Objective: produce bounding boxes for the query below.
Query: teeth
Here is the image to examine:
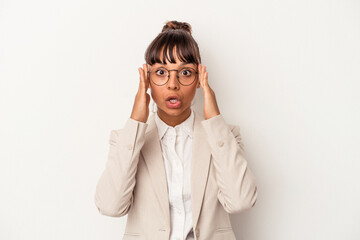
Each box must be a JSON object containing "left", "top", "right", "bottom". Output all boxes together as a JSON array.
[{"left": 169, "top": 99, "right": 178, "bottom": 103}]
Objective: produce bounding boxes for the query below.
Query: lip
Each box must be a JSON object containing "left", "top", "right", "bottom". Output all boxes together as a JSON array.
[
  {"left": 165, "top": 95, "right": 182, "bottom": 109},
  {"left": 165, "top": 95, "right": 181, "bottom": 101}
]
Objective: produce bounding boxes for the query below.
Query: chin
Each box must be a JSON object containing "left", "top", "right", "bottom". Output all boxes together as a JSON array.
[
  {"left": 159, "top": 105, "right": 188, "bottom": 116},
  {"left": 163, "top": 108, "right": 184, "bottom": 116}
]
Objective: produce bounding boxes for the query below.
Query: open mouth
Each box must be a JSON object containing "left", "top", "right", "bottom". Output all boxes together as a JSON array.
[
  {"left": 166, "top": 95, "right": 182, "bottom": 108},
  {"left": 169, "top": 98, "right": 179, "bottom": 103}
]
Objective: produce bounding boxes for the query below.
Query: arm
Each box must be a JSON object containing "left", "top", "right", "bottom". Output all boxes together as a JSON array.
[
  {"left": 94, "top": 118, "right": 147, "bottom": 217},
  {"left": 201, "top": 114, "right": 258, "bottom": 214},
  {"left": 95, "top": 62, "right": 150, "bottom": 217}
]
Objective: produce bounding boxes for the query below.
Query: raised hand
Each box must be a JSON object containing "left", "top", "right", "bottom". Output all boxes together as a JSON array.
[
  {"left": 130, "top": 64, "right": 151, "bottom": 123},
  {"left": 198, "top": 64, "right": 220, "bottom": 120}
]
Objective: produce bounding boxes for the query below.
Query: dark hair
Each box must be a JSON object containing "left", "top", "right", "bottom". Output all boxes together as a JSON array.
[{"left": 145, "top": 20, "right": 201, "bottom": 66}]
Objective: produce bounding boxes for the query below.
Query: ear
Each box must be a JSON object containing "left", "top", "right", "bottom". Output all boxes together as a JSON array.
[{"left": 196, "top": 81, "right": 201, "bottom": 88}]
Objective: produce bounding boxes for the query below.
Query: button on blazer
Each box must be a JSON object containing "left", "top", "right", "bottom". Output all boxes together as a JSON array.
[{"left": 94, "top": 111, "right": 258, "bottom": 240}]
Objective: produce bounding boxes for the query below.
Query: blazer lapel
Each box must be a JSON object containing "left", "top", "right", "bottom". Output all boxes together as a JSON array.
[
  {"left": 141, "top": 113, "right": 170, "bottom": 227},
  {"left": 140, "top": 111, "right": 211, "bottom": 229},
  {"left": 191, "top": 111, "right": 212, "bottom": 228}
]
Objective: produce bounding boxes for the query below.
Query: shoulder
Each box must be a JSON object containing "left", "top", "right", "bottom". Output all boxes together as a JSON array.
[{"left": 199, "top": 113, "right": 240, "bottom": 132}]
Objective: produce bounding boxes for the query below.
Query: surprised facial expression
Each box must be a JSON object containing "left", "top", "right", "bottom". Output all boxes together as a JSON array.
[{"left": 148, "top": 52, "right": 200, "bottom": 127}]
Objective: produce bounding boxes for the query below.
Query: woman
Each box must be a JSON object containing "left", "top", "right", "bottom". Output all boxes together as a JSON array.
[{"left": 94, "top": 20, "right": 258, "bottom": 240}]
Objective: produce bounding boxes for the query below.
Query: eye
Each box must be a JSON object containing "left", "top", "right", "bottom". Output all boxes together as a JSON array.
[
  {"left": 181, "top": 69, "right": 192, "bottom": 77},
  {"left": 155, "top": 69, "right": 167, "bottom": 76}
]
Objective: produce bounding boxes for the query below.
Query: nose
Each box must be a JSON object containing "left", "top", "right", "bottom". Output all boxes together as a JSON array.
[{"left": 167, "top": 71, "right": 180, "bottom": 90}]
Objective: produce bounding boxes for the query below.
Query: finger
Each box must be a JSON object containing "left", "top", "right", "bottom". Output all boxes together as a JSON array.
[
  {"left": 201, "top": 65, "right": 206, "bottom": 88},
  {"left": 204, "top": 72, "right": 209, "bottom": 88},
  {"left": 198, "top": 64, "right": 204, "bottom": 87},
  {"left": 144, "top": 64, "right": 150, "bottom": 90},
  {"left": 146, "top": 93, "right": 150, "bottom": 105},
  {"left": 138, "top": 67, "right": 145, "bottom": 91}
]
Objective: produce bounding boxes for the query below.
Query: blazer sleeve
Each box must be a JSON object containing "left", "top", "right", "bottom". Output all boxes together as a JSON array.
[
  {"left": 94, "top": 118, "right": 148, "bottom": 217},
  {"left": 201, "top": 114, "right": 258, "bottom": 214}
]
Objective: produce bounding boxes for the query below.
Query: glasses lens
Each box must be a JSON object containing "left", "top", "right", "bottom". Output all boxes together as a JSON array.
[
  {"left": 150, "top": 67, "right": 168, "bottom": 85},
  {"left": 178, "top": 68, "right": 196, "bottom": 85},
  {"left": 149, "top": 67, "right": 197, "bottom": 85}
]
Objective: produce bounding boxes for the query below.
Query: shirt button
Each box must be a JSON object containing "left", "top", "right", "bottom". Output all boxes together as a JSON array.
[
  {"left": 217, "top": 140, "right": 224, "bottom": 147},
  {"left": 127, "top": 144, "right": 133, "bottom": 150}
]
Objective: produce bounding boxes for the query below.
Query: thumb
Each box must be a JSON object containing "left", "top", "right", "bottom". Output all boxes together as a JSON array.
[{"left": 146, "top": 93, "right": 151, "bottom": 105}]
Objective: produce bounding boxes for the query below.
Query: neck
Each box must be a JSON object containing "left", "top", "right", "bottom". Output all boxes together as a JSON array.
[{"left": 157, "top": 108, "right": 191, "bottom": 127}]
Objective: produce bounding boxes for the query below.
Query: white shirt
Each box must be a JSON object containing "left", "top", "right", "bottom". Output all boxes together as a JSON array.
[{"left": 154, "top": 110, "right": 195, "bottom": 240}]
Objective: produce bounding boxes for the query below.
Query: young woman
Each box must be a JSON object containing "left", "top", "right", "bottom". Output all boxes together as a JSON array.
[{"left": 95, "top": 20, "right": 258, "bottom": 240}]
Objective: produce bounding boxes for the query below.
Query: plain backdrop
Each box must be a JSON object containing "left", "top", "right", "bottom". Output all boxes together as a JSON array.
[{"left": 1, "top": 0, "right": 359, "bottom": 239}]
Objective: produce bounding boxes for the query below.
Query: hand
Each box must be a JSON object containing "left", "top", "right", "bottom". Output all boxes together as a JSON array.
[
  {"left": 198, "top": 64, "right": 220, "bottom": 120},
  {"left": 130, "top": 64, "right": 151, "bottom": 123}
]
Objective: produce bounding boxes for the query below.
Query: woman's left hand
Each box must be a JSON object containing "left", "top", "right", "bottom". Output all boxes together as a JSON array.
[{"left": 198, "top": 64, "right": 220, "bottom": 120}]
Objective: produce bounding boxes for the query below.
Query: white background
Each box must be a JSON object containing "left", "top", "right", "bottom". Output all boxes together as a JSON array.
[{"left": 1, "top": 0, "right": 359, "bottom": 239}]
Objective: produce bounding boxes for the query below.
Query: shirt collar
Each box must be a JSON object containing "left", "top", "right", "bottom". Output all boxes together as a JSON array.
[{"left": 154, "top": 109, "right": 194, "bottom": 140}]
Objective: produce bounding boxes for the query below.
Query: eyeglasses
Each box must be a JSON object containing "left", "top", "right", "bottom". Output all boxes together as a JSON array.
[{"left": 147, "top": 66, "right": 198, "bottom": 86}]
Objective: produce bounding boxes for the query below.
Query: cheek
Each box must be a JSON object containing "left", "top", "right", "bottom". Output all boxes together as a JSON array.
[
  {"left": 184, "top": 87, "right": 197, "bottom": 102},
  {"left": 149, "top": 85, "right": 161, "bottom": 102}
]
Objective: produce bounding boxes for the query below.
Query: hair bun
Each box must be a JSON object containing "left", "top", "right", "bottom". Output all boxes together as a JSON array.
[{"left": 162, "top": 20, "right": 192, "bottom": 34}]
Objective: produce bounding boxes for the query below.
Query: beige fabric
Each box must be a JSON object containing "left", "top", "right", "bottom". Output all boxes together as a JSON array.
[
  {"left": 154, "top": 109, "right": 195, "bottom": 240},
  {"left": 94, "top": 111, "right": 258, "bottom": 240}
]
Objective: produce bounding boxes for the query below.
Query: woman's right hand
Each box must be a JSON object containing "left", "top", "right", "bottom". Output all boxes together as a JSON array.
[{"left": 130, "top": 64, "right": 151, "bottom": 123}]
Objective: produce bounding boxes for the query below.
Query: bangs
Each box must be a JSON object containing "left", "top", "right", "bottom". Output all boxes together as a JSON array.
[{"left": 145, "top": 30, "right": 201, "bottom": 65}]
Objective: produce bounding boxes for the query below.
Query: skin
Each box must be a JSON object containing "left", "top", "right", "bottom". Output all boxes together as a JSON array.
[{"left": 130, "top": 48, "right": 220, "bottom": 126}]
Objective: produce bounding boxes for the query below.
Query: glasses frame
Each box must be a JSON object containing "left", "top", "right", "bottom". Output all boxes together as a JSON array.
[{"left": 147, "top": 66, "right": 199, "bottom": 86}]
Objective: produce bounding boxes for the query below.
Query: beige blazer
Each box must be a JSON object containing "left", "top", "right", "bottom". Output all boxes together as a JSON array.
[{"left": 94, "top": 111, "right": 258, "bottom": 240}]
